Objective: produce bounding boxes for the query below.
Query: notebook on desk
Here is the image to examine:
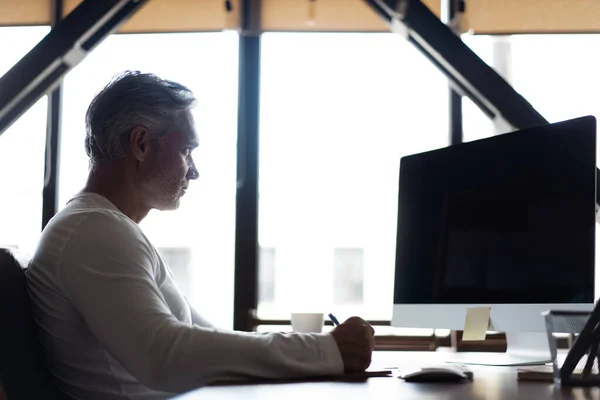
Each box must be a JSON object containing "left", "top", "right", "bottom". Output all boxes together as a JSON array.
[
  {"left": 210, "top": 369, "right": 393, "bottom": 386},
  {"left": 517, "top": 365, "right": 555, "bottom": 382}
]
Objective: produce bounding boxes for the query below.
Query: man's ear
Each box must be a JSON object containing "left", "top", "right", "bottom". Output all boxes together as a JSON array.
[{"left": 130, "top": 126, "right": 150, "bottom": 161}]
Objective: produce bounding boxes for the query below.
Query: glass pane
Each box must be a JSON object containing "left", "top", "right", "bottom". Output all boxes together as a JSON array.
[
  {"left": 0, "top": 26, "right": 50, "bottom": 253},
  {"left": 462, "top": 96, "right": 495, "bottom": 143},
  {"left": 507, "top": 34, "right": 600, "bottom": 298},
  {"left": 333, "top": 248, "right": 364, "bottom": 305},
  {"left": 510, "top": 35, "right": 600, "bottom": 125},
  {"left": 461, "top": 34, "right": 496, "bottom": 142},
  {"left": 59, "top": 32, "right": 239, "bottom": 328},
  {"left": 259, "top": 247, "right": 276, "bottom": 304},
  {"left": 258, "top": 33, "right": 449, "bottom": 322}
]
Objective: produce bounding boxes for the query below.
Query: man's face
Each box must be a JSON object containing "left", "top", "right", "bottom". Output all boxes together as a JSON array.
[{"left": 139, "top": 110, "right": 199, "bottom": 211}]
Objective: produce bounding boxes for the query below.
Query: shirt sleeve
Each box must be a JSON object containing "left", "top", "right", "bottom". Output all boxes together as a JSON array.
[{"left": 58, "top": 213, "right": 344, "bottom": 394}]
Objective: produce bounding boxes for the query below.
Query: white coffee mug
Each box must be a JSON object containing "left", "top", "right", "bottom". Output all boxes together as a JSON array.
[{"left": 291, "top": 313, "right": 324, "bottom": 333}]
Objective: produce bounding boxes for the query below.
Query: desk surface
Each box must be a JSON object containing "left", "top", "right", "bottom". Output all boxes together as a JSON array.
[{"left": 172, "top": 352, "right": 600, "bottom": 400}]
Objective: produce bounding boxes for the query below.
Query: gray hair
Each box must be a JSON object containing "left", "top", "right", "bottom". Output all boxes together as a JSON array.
[{"left": 84, "top": 71, "right": 196, "bottom": 162}]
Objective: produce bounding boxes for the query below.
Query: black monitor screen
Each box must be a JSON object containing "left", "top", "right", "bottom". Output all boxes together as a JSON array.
[{"left": 394, "top": 116, "right": 597, "bottom": 305}]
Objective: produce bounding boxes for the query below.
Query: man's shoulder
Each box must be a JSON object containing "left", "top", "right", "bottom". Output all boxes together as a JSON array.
[
  {"left": 49, "top": 200, "right": 141, "bottom": 241},
  {"left": 70, "top": 207, "right": 138, "bottom": 236},
  {"left": 73, "top": 213, "right": 149, "bottom": 255},
  {"left": 32, "top": 194, "right": 160, "bottom": 278},
  {"left": 37, "top": 203, "right": 158, "bottom": 276},
  {"left": 37, "top": 200, "right": 152, "bottom": 265}
]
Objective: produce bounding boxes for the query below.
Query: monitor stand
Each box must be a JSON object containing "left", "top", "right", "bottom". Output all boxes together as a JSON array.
[{"left": 445, "top": 332, "right": 552, "bottom": 366}]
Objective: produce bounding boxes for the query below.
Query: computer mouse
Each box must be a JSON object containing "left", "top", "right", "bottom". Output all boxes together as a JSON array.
[{"left": 399, "top": 364, "right": 474, "bottom": 383}]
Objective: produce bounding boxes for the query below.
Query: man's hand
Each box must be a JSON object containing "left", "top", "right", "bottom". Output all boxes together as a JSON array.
[{"left": 330, "top": 316, "right": 375, "bottom": 373}]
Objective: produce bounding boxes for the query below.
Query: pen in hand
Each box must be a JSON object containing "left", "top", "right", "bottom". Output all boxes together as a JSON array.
[{"left": 328, "top": 313, "right": 340, "bottom": 327}]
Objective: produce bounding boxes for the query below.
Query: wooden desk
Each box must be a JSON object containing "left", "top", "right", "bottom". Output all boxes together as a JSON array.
[{"left": 172, "top": 352, "right": 600, "bottom": 400}]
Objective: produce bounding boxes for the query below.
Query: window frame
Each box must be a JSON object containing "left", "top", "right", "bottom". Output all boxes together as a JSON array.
[{"left": 3, "top": 2, "right": 545, "bottom": 352}]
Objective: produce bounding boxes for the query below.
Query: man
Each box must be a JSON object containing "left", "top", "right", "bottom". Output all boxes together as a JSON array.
[{"left": 27, "top": 71, "right": 375, "bottom": 400}]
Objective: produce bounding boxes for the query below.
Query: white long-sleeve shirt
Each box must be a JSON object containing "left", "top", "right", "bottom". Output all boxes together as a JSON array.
[{"left": 27, "top": 193, "right": 343, "bottom": 400}]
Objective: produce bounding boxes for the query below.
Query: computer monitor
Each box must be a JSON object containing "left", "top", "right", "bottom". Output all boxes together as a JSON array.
[{"left": 393, "top": 116, "right": 597, "bottom": 366}]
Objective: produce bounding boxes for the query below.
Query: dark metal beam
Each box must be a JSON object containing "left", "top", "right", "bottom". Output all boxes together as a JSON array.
[
  {"left": 42, "top": 0, "right": 64, "bottom": 230},
  {"left": 449, "top": 89, "right": 462, "bottom": 145},
  {"left": 446, "top": 0, "right": 463, "bottom": 145},
  {"left": 0, "top": 0, "right": 148, "bottom": 137},
  {"left": 364, "top": 0, "right": 549, "bottom": 131},
  {"left": 233, "top": 0, "right": 261, "bottom": 331}
]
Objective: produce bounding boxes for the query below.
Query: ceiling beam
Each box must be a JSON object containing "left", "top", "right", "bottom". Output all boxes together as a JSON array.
[{"left": 0, "top": 0, "right": 148, "bottom": 137}]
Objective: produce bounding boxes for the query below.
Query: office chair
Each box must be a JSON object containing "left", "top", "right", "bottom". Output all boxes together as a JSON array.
[{"left": 0, "top": 247, "right": 58, "bottom": 399}]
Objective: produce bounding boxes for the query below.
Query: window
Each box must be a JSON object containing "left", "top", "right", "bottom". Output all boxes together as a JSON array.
[
  {"left": 506, "top": 34, "right": 600, "bottom": 299},
  {"left": 459, "top": 33, "right": 600, "bottom": 301},
  {"left": 259, "top": 247, "right": 276, "bottom": 304},
  {"left": 509, "top": 35, "right": 600, "bottom": 126},
  {"left": 258, "top": 33, "right": 449, "bottom": 323},
  {"left": 59, "top": 32, "right": 239, "bottom": 328},
  {"left": 460, "top": 34, "right": 498, "bottom": 143},
  {"left": 333, "top": 248, "right": 364, "bottom": 305},
  {"left": 158, "top": 247, "right": 192, "bottom": 298},
  {"left": 462, "top": 96, "right": 495, "bottom": 143},
  {"left": 0, "top": 26, "right": 50, "bottom": 254}
]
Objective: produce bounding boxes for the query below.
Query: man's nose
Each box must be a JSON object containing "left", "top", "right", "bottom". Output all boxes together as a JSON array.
[
  {"left": 187, "top": 160, "right": 199, "bottom": 180},
  {"left": 187, "top": 167, "right": 199, "bottom": 180}
]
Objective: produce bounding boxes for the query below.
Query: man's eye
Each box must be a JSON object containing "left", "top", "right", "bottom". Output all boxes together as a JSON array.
[{"left": 182, "top": 148, "right": 191, "bottom": 156}]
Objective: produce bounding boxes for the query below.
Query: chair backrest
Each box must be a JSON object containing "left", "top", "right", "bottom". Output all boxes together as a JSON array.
[{"left": 0, "top": 248, "right": 58, "bottom": 400}]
